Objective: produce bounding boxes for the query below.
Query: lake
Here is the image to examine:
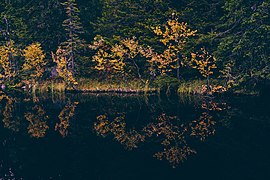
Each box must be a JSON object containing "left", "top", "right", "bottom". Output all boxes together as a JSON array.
[{"left": 0, "top": 92, "right": 269, "bottom": 180}]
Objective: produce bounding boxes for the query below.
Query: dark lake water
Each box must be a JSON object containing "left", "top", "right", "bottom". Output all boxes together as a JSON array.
[{"left": 0, "top": 92, "right": 270, "bottom": 180}]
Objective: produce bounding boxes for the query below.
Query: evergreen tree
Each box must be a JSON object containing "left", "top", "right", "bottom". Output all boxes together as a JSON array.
[
  {"left": 25, "top": 0, "right": 66, "bottom": 52},
  {"left": 0, "top": 0, "right": 29, "bottom": 46},
  {"left": 0, "top": 0, "right": 65, "bottom": 52},
  {"left": 77, "top": 0, "right": 101, "bottom": 42},
  {"left": 93, "top": 0, "right": 171, "bottom": 46},
  {"left": 0, "top": 1, "right": 25, "bottom": 82},
  {"left": 61, "top": 0, "right": 85, "bottom": 74},
  {"left": 216, "top": 0, "right": 270, "bottom": 88}
]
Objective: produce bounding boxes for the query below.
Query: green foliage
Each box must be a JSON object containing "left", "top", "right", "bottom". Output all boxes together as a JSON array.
[
  {"left": 216, "top": 0, "right": 270, "bottom": 88},
  {"left": 0, "top": 0, "right": 269, "bottom": 94},
  {"left": 93, "top": 0, "right": 172, "bottom": 46},
  {"left": 61, "top": 0, "right": 85, "bottom": 74},
  {"left": 25, "top": 0, "right": 66, "bottom": 52},
  {"left": 0, "top": 1, "right": 29, "bottom": 46},
  {"left": 153, "top": 74, "right": 180, "bottom": 93},
  {"left": 178, "top": 80, "right": 206, "bottom": 95}
]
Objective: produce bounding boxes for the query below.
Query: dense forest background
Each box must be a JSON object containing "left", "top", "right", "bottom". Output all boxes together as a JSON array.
[{"left": 0, "top": 0, "right": 269, "bottom": 94}]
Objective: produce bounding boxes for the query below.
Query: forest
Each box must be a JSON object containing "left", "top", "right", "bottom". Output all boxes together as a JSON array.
[
  {"left": 0, "top": 0, "right": 269, "bottom": 95},
  {"left": 0, "top": 1, "right": 270, "bottom": 179}
]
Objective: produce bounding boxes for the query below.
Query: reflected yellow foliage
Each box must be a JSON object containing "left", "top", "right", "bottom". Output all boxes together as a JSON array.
[
  {"left": 0, "top": 93, "right": 20, "bottom": 132},
  {"left": 93, "top": 96, "right": 228, "bottom": 167},
  {"left": 94, "top": 114, "right": 145, "bottom": 150},
  {"left": 144, "top": 114, "right": 197, "bottom": 167},
  {"left": 25, "top": 105, "right": 49, "bottom": 138},
  {"left": 201, "top": 100, "right": 227, "bottom": 111},
  {"left": 190, "top": 112, "right": 216, "bottom": 141},
  {"left": 55, "top": 102, "right": 79, "bottom": 137},
  {"left": 94, "top": 112, "right": 217, "bottom": 166},
  {"left": 154, "top": 146, "right": 196, "bottom": 167}
]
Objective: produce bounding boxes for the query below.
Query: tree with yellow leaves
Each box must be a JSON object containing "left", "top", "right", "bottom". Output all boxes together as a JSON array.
[
  {"left": 121, "top": 36, "right": 151, "bottom": 82},
  {"left": 22, "top": 43, "right": 46, "bottom": 84},
  {"left": 52, "top": 48, "right": 78, "bottom": 87},
  {"left": 147, "top": 49, "right": 176, "bottom": 75},
  {"left": 191, "top": 48, "right": 217, "bottom": 89},
  {"left": 91, "top": 36, "right": 147, "bottom": 80},
  {"left": 0, "top": 41, "right": 18, "bottom": 83},
  {"left": 92, "top": 43, "right": 126, "bottom": 78},
  {"left": 91, "top": 36, "right": 126, "bottom": 79},
  {"left": 152, "top": 13, "right": 197, "bottom": 79}
]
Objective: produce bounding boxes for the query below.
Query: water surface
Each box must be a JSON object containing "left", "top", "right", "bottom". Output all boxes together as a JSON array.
[{"left": 0, "top": 92, "right": 269, "bottom": 180}]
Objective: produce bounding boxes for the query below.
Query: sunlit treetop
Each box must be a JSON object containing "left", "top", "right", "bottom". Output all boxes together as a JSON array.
[
  {"left": 22, "top": 42, "right": 46, "bottom": 81},
  {"left": 153, "top": 14, "right": 197, "bottom": 51}
]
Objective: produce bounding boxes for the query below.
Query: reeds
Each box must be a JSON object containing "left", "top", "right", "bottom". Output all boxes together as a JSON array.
[
  {"left": 73, "top": 78, "right": 156, "bottom": 94},
  {"left": 178, "top": 80, "right": 206, "bottom": 95}
]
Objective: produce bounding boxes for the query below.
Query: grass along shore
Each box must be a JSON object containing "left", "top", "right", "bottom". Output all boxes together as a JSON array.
[
  {"left": 7, "top": 78, "right": 260, "bottom": 96},
  {"left": 72, "top": 78, "right": 156, "bottom": 93},
  {"left": 32, "top": 78, "right": 157, "bottom": 94}
]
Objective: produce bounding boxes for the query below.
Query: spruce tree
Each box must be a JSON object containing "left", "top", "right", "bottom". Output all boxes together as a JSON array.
[
  {"left": 0, "top": 1, "right": 29, "bottom": 46},
  {"left": 61, "top": 0, "right": 84, "bottom": 74},
  {"left": 93, "top": 0, "right": 171, "bottom": 46},
  {"left": 216, "top": 0, "right": 270, "bottom": 87},
  {"left": 25, "top": 0, "right": 66, "bottom": 52}
]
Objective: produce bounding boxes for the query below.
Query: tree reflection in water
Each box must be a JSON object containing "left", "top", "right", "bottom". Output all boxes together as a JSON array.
[
  {"left": 0, "top": 92, "right": 20, "bottom": 132},
  {"left": 94, "top": 96, "right": 227, "bottom": 167},
  {"left": 25, "top": 105, "right": 49, "bottom": 138},
  {"left": 94, "top": 114, "right": 145, "bottom": 150},
  {"left": 55, "top": 101, "right": 79, "bottom": 137},
  {"left": 0, "top": 90, "right": 228, "bottom": 167}
]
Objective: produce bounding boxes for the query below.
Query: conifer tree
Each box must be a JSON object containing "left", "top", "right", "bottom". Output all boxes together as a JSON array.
[
  {"left": 216, "top": 0, "right": 270, "bottom": 87},
  {"left": 0, "top": 1, "right": 29, "bottom": 47},
  {"left": 94, "top": 0, "right": 171, "bottom": 46},
  {"left": 61, "top": 0, "right": 84, "bottom": 74}
]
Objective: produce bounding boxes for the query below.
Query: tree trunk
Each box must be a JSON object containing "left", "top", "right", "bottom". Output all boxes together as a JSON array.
[
  {"left": 177, "top": 52, "right": 181, "bottom": 79},
  {"left": 71, "top": 52, "right": 75, "bottom": 74}
]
